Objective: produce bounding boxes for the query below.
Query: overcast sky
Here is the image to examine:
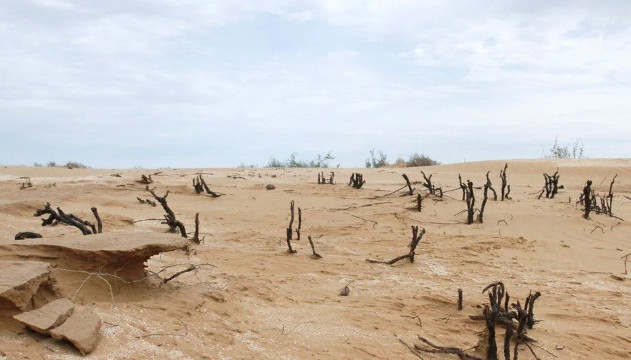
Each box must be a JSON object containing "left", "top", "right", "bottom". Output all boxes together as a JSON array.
[{"left": 1, "top": 0, "right": 630, "bottom": 168}]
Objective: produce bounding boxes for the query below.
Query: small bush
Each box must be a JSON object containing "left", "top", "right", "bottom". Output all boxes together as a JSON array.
[
  {"left": 405, "top": 153, "right": 440, "bottom": 167},
  {"left": 33, "top": 162, "right": 43, "bottom": 167},
  {"left": 545, "top": 138, "right": 585, "bottom": 159},
  {"left": 64, "top": 161, "right": 89, "bottom": 169},
  {"left": 46, "top": 161, "right": 56, "bottom": 167}
]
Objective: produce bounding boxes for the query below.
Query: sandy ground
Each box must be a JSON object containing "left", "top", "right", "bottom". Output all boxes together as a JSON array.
[{"left": 0, "top": 159, "right": 630, "bottom": 359}]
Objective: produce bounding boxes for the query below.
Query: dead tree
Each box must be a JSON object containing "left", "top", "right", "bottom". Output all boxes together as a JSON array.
[
  {"left": 464, "top": 180, "right": 476, "bottom": 225},
  {"left": 500, "top": 163, "right": 510, "bottom": 201},
  {"left": 318, "top": 171, "right": 335, "bottom": 184},
  {"left": 147, "top": 187, "right": 187, "bottom": 237},
  {"left": 295, "top": 207, "right": 302, "bottom": 240},
  {"left": 602, "top": 174, "right": 617, "bottom": 216},
  {"left": 416, "top": 194, "right": 422, "bottom": 212},
  {"left": 34, "top": 203, "right": 99, "bottom": 235},
  {"left": 420, "top": 171, "right": 435, "bottom": 195},
  {"left": 308, "top": 235, "right": 322, "bottom": 259},
  {"left": 366, "top": 226, "right": 425, "bottom": 265},
  {"left": 458, "top": 289, "right": 463, "bottom": 311},
  {"left": 348, "top": 173, "right": 365, "bottom": 189},
  {"left": 287, "top": 200, "right": 295, "bottom": 241},
  {"left": 540, "top": 171, "right": 560, "bottom": 199},
  {"left": 402, "top": 174, "right": 415, "bottom": 195},
  {"left": 139, "top": 174, "right": 153, "bottom": 184},
  {"left": 19, "top": 177, "right": 32, "bottom": 189},
  {"left": 15, "top": 232, "right": 42, "bottom": 240},
  {"left": 193, "top": 175, "right": 222, "bottom": 197},
  {"left": 477, "top": 182, "right": 489, "bottom": 223},
  {"left": 459, "top": 174, "right": 465, "bottom": 200},
  {"left": 486, "top": 171, "right": 498, "bottom": 201},
  {"left": 583, "top": 180, "right": 592, "bottom": 219}
]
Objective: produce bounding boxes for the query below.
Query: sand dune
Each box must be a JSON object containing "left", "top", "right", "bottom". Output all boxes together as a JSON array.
[{"left": 0, "top": 159, "right": 630, "bottom": 359}]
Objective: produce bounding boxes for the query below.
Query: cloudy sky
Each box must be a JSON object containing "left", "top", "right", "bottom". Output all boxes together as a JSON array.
[{"left": 1, "top": 0, "right": 630, "bottom": 168}]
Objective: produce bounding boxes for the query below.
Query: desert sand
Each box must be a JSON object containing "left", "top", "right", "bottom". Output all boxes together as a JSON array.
[{"left": 0, "top": 159, "right": 630, "bottom": 359}]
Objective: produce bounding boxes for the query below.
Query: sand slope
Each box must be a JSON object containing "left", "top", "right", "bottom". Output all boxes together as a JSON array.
[{"left": 0, "top": 159, "right": 630, "bottom": 359}]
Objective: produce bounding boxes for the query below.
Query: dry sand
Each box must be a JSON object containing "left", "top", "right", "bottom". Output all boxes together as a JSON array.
[{"left": 0, "top": 159, "right": 630, "bottom": 359}]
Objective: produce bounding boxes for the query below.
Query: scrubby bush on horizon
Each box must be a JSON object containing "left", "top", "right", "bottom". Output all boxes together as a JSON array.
[
  {"left": 404, "top": 153, "right": 440, "bottom": 167},
  {"left": 545, "top": 137, "right": 585, "bottom": 159},
  {"left": 266, "top": 151, "right": 335, "bottom": 168},
  {"left": 44, "top": 161, "right": 90, "bottom": 169}
]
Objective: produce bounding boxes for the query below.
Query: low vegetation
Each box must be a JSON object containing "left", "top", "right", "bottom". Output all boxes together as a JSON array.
[
  {"left": 266, "top": 152, "right": 335, "bottom": 168},
  {"left": 545, "top": 137, "right": 585, "bottom": 159}
]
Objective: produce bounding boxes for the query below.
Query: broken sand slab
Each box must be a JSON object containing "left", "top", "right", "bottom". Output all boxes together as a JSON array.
[
  {"left": 0, "top": 260, "right": 62, "bottom": 312},
  {"left": 0, "top": 232, "right": 187, "bottom": 281},
  {"left": 13, "top": 298, "right": 102, "bottom": 354}
]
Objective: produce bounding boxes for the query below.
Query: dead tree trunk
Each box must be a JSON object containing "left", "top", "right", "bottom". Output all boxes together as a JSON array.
[
  {"left": 402, "top": 174, "right": 415, "bottom": 195},
  {"left": 459, "top": 174, "right": 465, "bottom": 200},
  {"left": 194, "top": 175, "right": 222, "bottom": 197},
  {"left": 366, "top": 226, "right": 425, "bottom": 265},
  {"left": 147, "top": 187, "right": 187, "bottom": 237},
  {"left": 477, "top": 182, "right": 489, "bottom": 223},
  {"left": 15, "top": 232, "right": 42, "bottom": 240},
  {"left": 295, "top": 207, "right": 302, "bottom": 240},
  {"left": 34, "top": 203, "right": 98, "bottom": 235},
  {"left": 348, "top": 173, "right": 365, "bottom": 189},
  {"left": 139, "top": 174, "right": 153, "bottom": 184},
  {"left": 486, "top": 171, "right": 498, "bottom": 201},
  {"left": 500, "top": 163, "right": 509, "bottom": 201},
  {"left": 465, "top": 180, "right": 476, "bottom": 225},
  {"left": 483, "top": 306, "right": 498, "bottom": 360},
  {"left": 583, "top": 180, "right": 592, "bottom": 219},
  {"left": 287, "top": 200, "right": 295, "bottom": 241},
  {"left": 308, "top": 235, "right": 322, "bottom": 258},
  {"left": 421, "top": 171, "right": 434, "bottom": 195},
  {"left": 604, "top": 174, "right": 617, "bottom": 216},
  {"left": 458, "top": 289, "right": 463, "bottom": 311},
  {"left": 192, "top": 212, "right": 201, "bottom": 244},
  {"left": 416, "top": 194, "right": 422, "bottom": 212}
]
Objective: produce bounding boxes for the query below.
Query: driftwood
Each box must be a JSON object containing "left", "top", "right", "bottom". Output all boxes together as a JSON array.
[
  {"left": 139, "top": 174, "right": 153, "bottom": 184},
  {"left": 137, "top": 197, "right": 157, "bottom": 206},
  {"left": 500, "top": 163, "right": 510, "bottom": 200},
  {"left": 348, "top": 173, "right": 365, "bottom": 189},
  {"left": 90, "top": 207, "right": 102, "bottom": 233},
  {"left": 308, "top": 235, "right": 322, "bottom": 259},
  {"left": 366, "top": 226, "right": 425, "bottom": 265},
  {"left": 15, "top": 232, "right": 42, "bottom": 240},
  {"left": 402, "top": 174, "right": 415, "bottom": 195},
  {"left": 147, "top": 187, "right": 187, "bottom": 238},
  {"left": 193, "top": 175, "right": 222, "bottom": 197},
  {"left": 34, "top": 203, "right": 100, "bottom": 235},
  {"left": 286, "top": 201, "right": 296, "bottom": 253}
]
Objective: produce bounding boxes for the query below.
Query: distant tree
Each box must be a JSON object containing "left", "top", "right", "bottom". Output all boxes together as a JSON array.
[
  {"left": 46, "top": 161, "right": 56, "bottom": 167},
  {"left": 365, "top": 149, "right": 389, "bottom": 168}
]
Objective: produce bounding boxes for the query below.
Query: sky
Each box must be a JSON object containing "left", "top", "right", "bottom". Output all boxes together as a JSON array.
[{"left": 1, "top": 0, "right": 630, "bottom": 168}]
